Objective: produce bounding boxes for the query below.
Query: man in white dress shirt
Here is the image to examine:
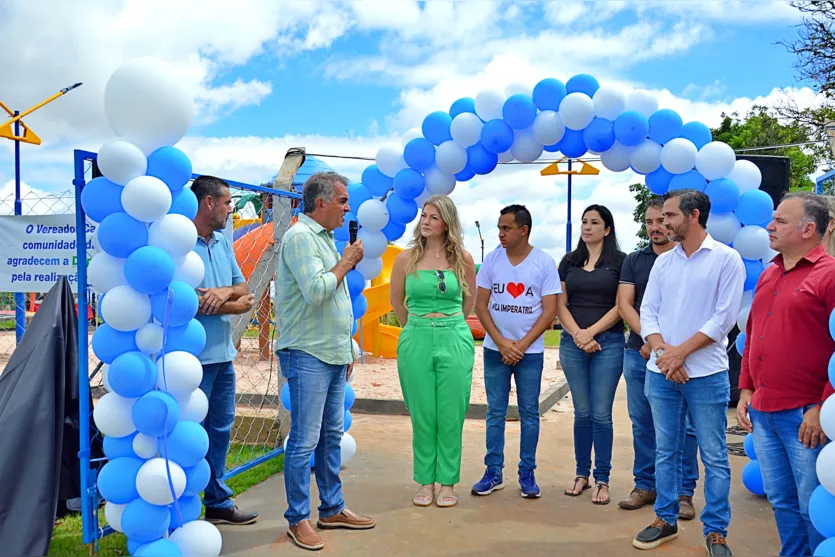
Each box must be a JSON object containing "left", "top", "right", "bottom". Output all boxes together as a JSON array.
[{"left": 631, "top": 189, "right": 745, "bottom": 557}]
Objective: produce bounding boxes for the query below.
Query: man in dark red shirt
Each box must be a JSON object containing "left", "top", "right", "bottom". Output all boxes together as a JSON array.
[{"left": 738, "top": 192, "right": 835, "bottom": 557}]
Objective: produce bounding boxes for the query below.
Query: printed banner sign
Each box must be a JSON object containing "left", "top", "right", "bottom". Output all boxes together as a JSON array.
[{"left": 0, "top": 214, "right": 98, "bottom": 293}]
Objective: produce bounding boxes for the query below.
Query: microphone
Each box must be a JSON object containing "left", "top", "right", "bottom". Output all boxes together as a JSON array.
[{"left": 349, "top": 220, "right": 358, "bottom": 244}]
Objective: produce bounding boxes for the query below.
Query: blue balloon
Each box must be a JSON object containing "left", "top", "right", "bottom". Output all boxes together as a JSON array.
[
  {"left": 335, "top": 240, "right": 346, "bottom": 254},
  {"left": 543, "top": 142, "right": 561, "bottom": 153},
  {"left": 125, "top": 246, "right": 175, "bottom": 295},
  {"left": 559, "top": 129, "right": 588, "bottom": 158},
  {"left": 481, "top": 119, "right": 514, "bottom": 154},
  {"left": 127, "top": 540, "right": 146, "bottom": 555},
  {"left": 583, "top": 118, "right": 616, "bottom": 153},
  {"left": 133, "top": 391, "right": 180, "bottom": 437},
  {"left": 92, "top": 324, "right": 139, "bottom": 364},
  {"left": 705, "top": 178, "right": 740, "bottom": 214},
  {"left": 98, "top": 212, "right": 148, "bottom": 258},
  {"left": 352, "top": 294, "right": 368, "bottom": 321},
  {"left": 387, "top": 194, "right": 419, "bottom": 224},
  {"left": 393, "top": 168, "right": 425, "bottom": 199},
  {"left": 811, "top": 485, "right": 835, "bottom": 539},
  {"left": 164, "top": 319, "right": 206, "bottom": 355},
  {"left": 449, "top": 97, "right": 477, "bottom": 119},
  {"left": 159, "top": 421, "right": 209, "bottom": 467},
  {"left": 152, "top": 281, "right": 198, "bottom": 327},
  {"left": 829, "top": 308, "right": 835, "bottom": 342},
  {"left": 403, "top": 138, "right": 436, "bottom": 172},
  {"left": 422, "top": 111, "right": 453, "bottom": 145},
  {"left": 382, "top": 218, "right": 407, "bottom": 242},
  {"left": 344, "top": 384, "right": 355, "bottom": 411},
  {"left": 829, "top": 352, "right": 835, "bottom": 387},
  {"left": 344, "top": 409, "right": 353, "bottom": 432},
  {"left": 646, "top": 167, "right": 674, "bottom": 196},
  {"left": 743, "top": 434, "right": 757, "bottom": 460},
  {"left": 743, "top": 259, "right": 765, "bottom": 292},
  {"left": 97, "top": 457, "right": 144, "bottom": 503},
  {"left": 81, "top": 177, "right": 124, "bottom": 223},
  {"left": 109, "top": 351, "right": 158, "bottom": 398},
  {"left": 742, "top": 460, "right": 765, "bottom": 496},
  {"left": 334, "top": 213, "right": 358, "bottom": 242},
  {"left": 648, "top": 109, "right": 683, "bottom": 145},
  {"left": 736, "top": 332, "right": 746, "bottom": 354},
  {"left": 347, "top": 183, "right": 373, "bottom": 212},
  {"left": 121, "top": 498, "right": 171, "bottom": 544},
  {"left": 455, "top": 167, "right": 476, "bottom": 182},
  {"left": 533, "top": 78, "right": 566, "bottom": 111},
  {"left": 566, "top": 73, "right": 599, "bottom": 96},
  {"left": 135, "top": 539, "right": 182, "bottom": 557},
  {"left": 503, "top": 94, "right": 537, "bottom": 130},
  {"left": 182, "top": 458, "right": 211, "bottom": 497},
  {"left": 169, "top": 188, "right": 198, "bottom": 220},
  {"left": 467, "top": 143, "right": 499, "bottom": 174},
  {"left": 346, "top": 270, "right": 366, "bottom": 299},
  {"left": 361, "top": 165, "right": 393, "bottom": 197},
  {"left": 146, "top": 146, "right": 193, "bottom": 192},
  {"left": 352, "top": 319, "right": 358, "bottom": 336},
  {"left": 614, "top": 111, "right": 650, "bottom": 147},
  {"left": 103, "top": 432, "right": 138, "bottom": 460},
  {"left": 280, "top": 382, "right": 291, "bottom": 410},
  {"left": 681, "top": 121, "right": 713, "bottom": 150},
  {"left": 669, "top": 169, "right": 707, "bottom": 192},
  {"left": 737, "top": 190, "right": 774, "bottom": 226},
  {"left": 815, "top": 537, "right": 835, "bottom": 556},
  {"left": 168, "top": 494, "right": 202, "bottom": 530}
]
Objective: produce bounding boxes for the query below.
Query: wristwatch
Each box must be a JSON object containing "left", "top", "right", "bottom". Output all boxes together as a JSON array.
[{"left": 654, "top": 348, "right": 665, "bottom": 358}]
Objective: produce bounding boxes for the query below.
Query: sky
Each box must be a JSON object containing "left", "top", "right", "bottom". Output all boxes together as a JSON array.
[{"left": 0, "top": 0, "right": 829, "bottom": 263}]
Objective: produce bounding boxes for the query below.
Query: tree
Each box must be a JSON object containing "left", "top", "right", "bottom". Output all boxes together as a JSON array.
[
  {"left": 629, "top": 182, "right": 652, "bottom": 249},
  {"left": 780, "top": 1, "right": 835, "bottom": 99}
]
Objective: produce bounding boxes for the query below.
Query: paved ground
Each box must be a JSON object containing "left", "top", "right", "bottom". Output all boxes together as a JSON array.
[{"left": 218, "top": 384, "right": 781, "bottom": 557}]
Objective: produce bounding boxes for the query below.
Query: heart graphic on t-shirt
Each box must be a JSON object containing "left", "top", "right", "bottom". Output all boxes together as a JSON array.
[{"left": 507, "top": 282, "right": 525, "bottom": 298}]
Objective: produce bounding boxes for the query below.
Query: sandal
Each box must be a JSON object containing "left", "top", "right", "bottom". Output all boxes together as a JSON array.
[
  {"left": 413, "top": 484, "right": 435, "bottom": 507},
  {"left": 564, "top": 476, "right": 591, "bottom": 497},
  {"left": 592, "top": 483, "right": 611, "bottom": 505},
  {"left": 436, "top": 485, "right": 458, "bottom": 508}
]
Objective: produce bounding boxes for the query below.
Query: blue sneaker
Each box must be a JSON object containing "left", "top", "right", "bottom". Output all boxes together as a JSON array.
[
  {"left": 519, "top": 470, "right": 541, "bottom": 498},
  {"left": 471, "top": 468, "right": 504, "bottom": 496}
]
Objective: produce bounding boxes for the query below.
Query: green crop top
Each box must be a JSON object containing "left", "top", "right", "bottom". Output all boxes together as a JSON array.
[{"left": 405, "top": 270, "right": 464, "bottom": 315}]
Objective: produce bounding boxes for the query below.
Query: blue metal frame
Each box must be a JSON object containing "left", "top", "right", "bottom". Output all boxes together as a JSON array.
[
  {"left": 14, "top": 111, "right": 25, "bottom": 343},
  {"left": 816, "top": 169, "right": 835, "bottom": 195}
]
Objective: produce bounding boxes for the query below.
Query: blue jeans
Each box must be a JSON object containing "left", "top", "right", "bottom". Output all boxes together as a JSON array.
[
  {"left": 624, "top": 349, "right": 699, "bottom": 495},
  {"left": 750, "top": 405, "right": 825, "bottom": 556},
  {"left": 278, "top": 349, "right": 346, "bottom": 526},
  {"left": 646, "top": 370, "right": 731, "bottom": 537},
  {"left": 483, "top": 348, "right": 544, "bottom": 473},
  {"left": 199, "top": 362, "right": 236, "bottom": 510},
  {"left": 559, "top": 330, "right": 624, "bottom": 484}
]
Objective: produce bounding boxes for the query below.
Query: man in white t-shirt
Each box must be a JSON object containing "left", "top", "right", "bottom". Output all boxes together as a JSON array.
[{"left": 471, "top": 204, "right": 560, "bottom": 499}]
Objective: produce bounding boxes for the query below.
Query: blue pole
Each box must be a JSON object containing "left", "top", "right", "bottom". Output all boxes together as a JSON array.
[
  {"left": 13, "top": 111, "right": 25, "bottom": 343},
  {"left": 565, "top": 159, "right": 573, "bottom": 253}
]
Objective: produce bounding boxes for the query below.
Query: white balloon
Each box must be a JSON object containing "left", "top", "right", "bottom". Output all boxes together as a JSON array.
[
  {"left": 178, "top": 388, "right": 209, "bottom": 423},
  {"left": 101, "top": 364, "right": 113, "bottom": 392},
  {"left": 101, "top": 285, "right": 151, "bottom": 332},
  {"left": 340, "top": 432, "right": 357, "bottom": 467},
  {"left": 821, "top": 397, "right": 835, "bottom": 440},
  {"left": 169, "top": 520, "right": 222, "bottom": 557},
  {"left": 149, "top": 214, "right": 198, "bottom": 258},
  {"left": 133, "top": 432, "right": 159, "bottom": 459},
  {"left": 104, "top": 501, "right": 127, "bottom": 533},
  {"left": 531, "top": 110, "right": 565, "bottom": 146},
  {"left": 707, "top": 212, "right": 742, "bottom": 245},
  {"left": 559, "top": 92, "right": 595, "bottom": 131},
  {"left": 741, "top": 289, "right": 754, "bottom": 308},
  {"left": 424, "top": 166, "right": 456, "bottom": 196},
  {"left": 401, "top": 127, "right": 424, "bottom": 147},
  {"left": 414, "top": 187, "right": 432, "bottom": 208},
  {"left": 375, "top": 144, "right": 406, "bottom": 178},
  {"left": 435, "top": 140, "right": 468, "bottom": 174},
  {"left": 737, "top": 305, "right": 751, "bottom": 332},
  {"left": 816, "top": 443, "right": 835, "bottom": 495},
  {"left": 156, "top": 351, "right": 203, "bottom": 397},
  {"left": 358, "top": 228, "right": 388, "bottom": 259},
  {"left": 93, "top": 392, "right": 136, "bottom": 438},
  {"left": 474, "top": 90, "right": 505, "bottom": 121},
  {"left": 450, "top": 113, "right": 483, "bottom": 148},
  {"left": 97, "top": 139, "right": 148, "bottom": 186},
  {"left": 88, "top": 252, "right": 127, "bottom": 293},
  {"left": 356, "top": 199, "right": 389, "bottom": 231},
  {"left": 660, "top": 138, "right": 699, "bottom": 175},
  {"left": 624, "top": 89, "right": 658, "bottom": 118},
  {"left": 600, "top": 141, "right": 633, "bottom": 172},
  {"left": 505, "top": 82, "right": 533, "bottom": 97},
  {"left": 734, "top": 225, "right": 771, "bottom": 260},
  {"left": 727, "top": 159, "right": 763, "bottom": 194},
  {"left": 352, "top": 339, "right": 361, "bottom": 363},
  {"left": 136, "top": 322, "right": 164, "bottom": 354},
  {"left": 593, "top": 87, "right": 626, "bottom": 121},
  {"left": 497, "top": 150, "right": 514, "bottom": 163},
  {"left": 173, "top": 251, "right": 205, "bottom": 289},
  {"left": 630, "top": 139, "right": 663, "bottom": 174},
  {"left": 122, "top": 175, "right": 172, "bottom": 223},
  {"left": 762, "top": 246, "right": 779, "bottom": 263},
  {"left": 136, "top": 458, "right": 186, "bottom": 505},
  {"left": 510, "top": 128, "right": 544, "bottom": 163},
  {"left": 104, "top": 58, "right": 194, "bottom": 155},
  {"left": 356, "top": 257, "right": 384, "bottom": 280},
  {"left": 696, "top": 141, "right": 736, "bottom": 180}
]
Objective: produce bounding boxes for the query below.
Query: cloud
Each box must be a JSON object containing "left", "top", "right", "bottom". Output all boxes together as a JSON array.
[{"left": 0, "top": 180, "right": 75, "bottom": 216}]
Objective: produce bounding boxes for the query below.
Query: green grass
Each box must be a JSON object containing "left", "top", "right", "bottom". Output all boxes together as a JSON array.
[
  {"left": 475, "top": 329, "right": 561, "bottom": 348},
  {"left": 49, "top": 445, "right": 284, "bottom": 557}
]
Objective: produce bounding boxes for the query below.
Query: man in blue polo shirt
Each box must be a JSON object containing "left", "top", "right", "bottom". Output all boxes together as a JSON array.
[{"left": 191, "top": 175, "right": 257, "bottom": 525}]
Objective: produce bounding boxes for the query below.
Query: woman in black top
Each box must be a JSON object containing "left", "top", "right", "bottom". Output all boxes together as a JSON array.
[{"left": 557, "top": 204, "right": 626, "bottom": 505}]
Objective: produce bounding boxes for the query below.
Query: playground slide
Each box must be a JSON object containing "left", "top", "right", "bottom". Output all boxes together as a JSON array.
[{"left": 354, "top": 245, "right": 403, "bottom": 359}]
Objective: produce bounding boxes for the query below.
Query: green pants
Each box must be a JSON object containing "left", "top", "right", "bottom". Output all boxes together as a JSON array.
[{"left": 397, "top": 314, "right": 474, "bottom": 485}]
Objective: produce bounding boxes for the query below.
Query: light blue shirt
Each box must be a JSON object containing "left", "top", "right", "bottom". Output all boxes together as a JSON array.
[{"left": 193, "top": 231, "right": 246, "bottom": 365}]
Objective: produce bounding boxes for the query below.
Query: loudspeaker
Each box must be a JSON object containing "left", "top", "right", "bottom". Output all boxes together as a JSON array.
[
  {"left": 737, "top": 155, "right": 791, "bottom": 206},
  {"left": 91, "top": 159, "right": 103, "bottom": 179}
]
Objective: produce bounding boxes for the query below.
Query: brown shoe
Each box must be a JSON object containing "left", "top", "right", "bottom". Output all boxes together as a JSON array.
[
  {"left": 618, "top": 488, "right": 657, "bottom": 510},
  {"left": 288, "top": 520, "right": 324, "bottom": 551},
  {"left": 679, "top": 495, "right": 696, "bottom": 520},
  {"left": 317, "top": 507, "right": 376, "bottom": 530}
]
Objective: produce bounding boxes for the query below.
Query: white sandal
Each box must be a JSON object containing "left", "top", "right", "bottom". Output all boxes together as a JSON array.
[
  {"left": 436, "top": 486, "right": 458, "bottom": 508},
  {"left": 413, "top": 484, "right": 434, "bottom": 507}
]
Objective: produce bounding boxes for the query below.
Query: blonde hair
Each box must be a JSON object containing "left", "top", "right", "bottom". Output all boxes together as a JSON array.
[
  {"left": 824, "top": 195, "right": 835, "bottom": 256},
  {"left": 405, "top": 195, "right": 470, "bottom": 296}
]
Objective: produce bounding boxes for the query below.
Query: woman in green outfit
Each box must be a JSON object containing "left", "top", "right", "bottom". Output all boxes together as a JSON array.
[{"left": 390, "top": 195, "right": 476, "bottom": 508}]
